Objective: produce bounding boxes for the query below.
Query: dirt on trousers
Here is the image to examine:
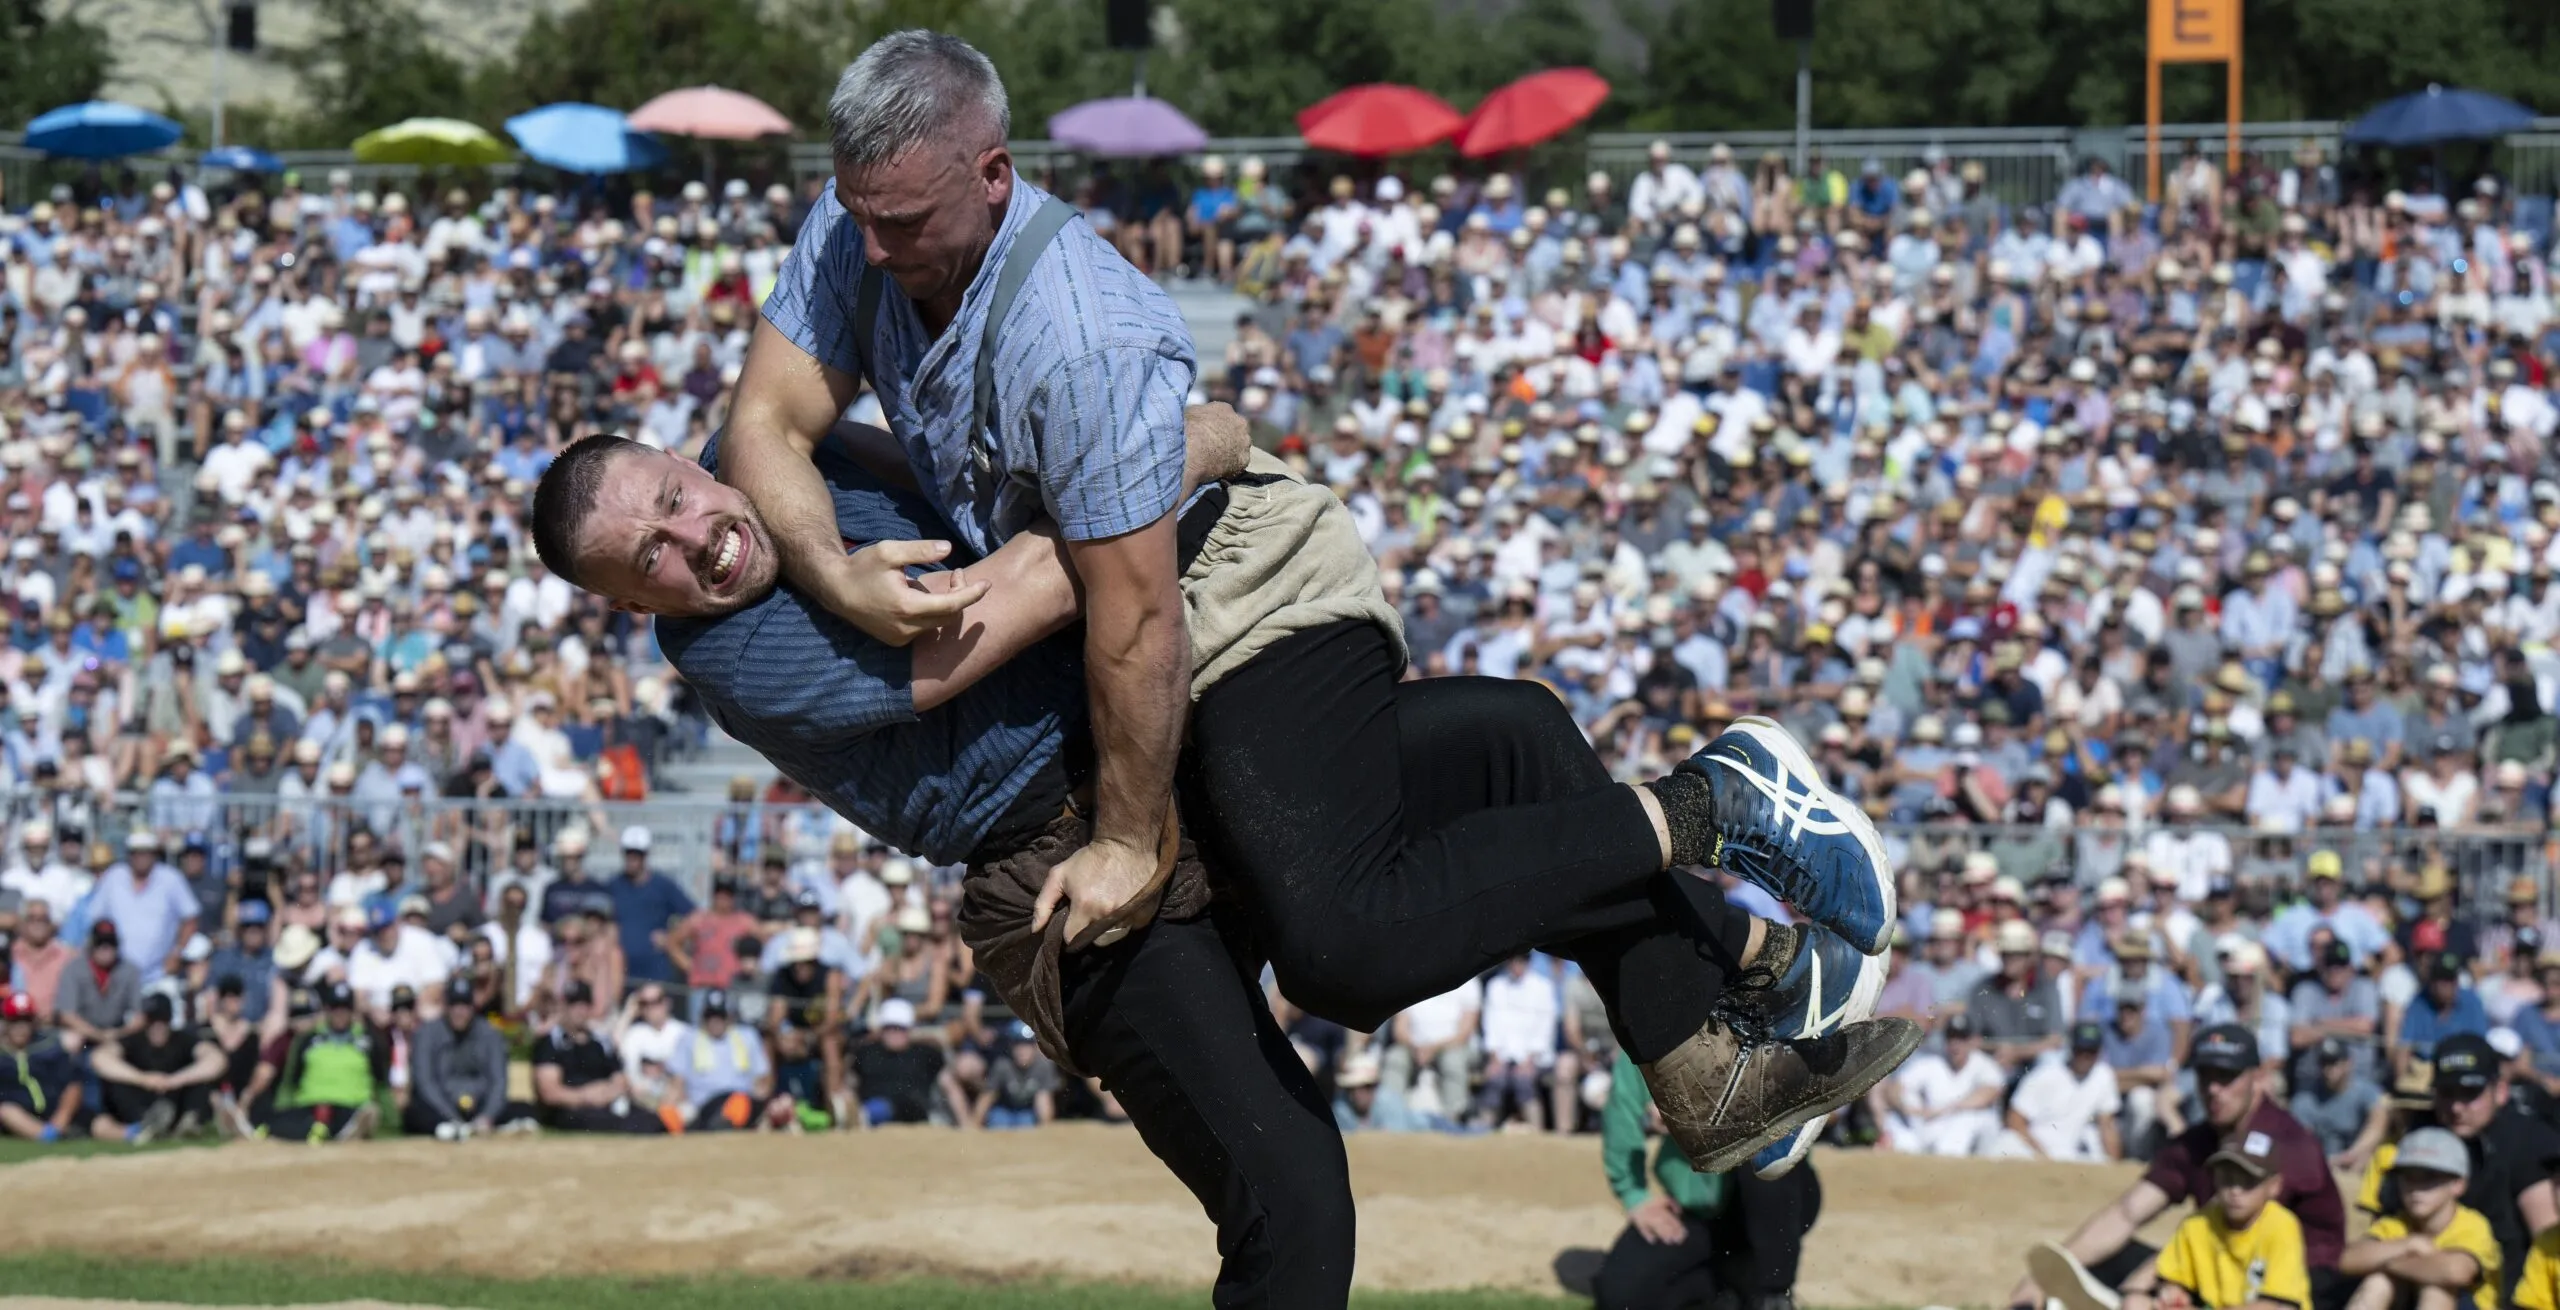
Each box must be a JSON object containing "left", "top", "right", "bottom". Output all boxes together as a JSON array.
[{"left": 0, "top": 1128, "right": 2170, "bottom": 1304}]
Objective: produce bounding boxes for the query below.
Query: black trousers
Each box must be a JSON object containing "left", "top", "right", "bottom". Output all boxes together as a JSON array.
[
  {"left": 1186, "top": 622, "right": 1742, "bottom": 1062},
  {"left": 99, "top": 1078, "right": 211, "bottom": 1127},
  {"left": 540, "top": 1103, "right": 669, "bottom": 1134},
  {"left": 1067, "top": 649, "right": 1750, "bottom": 1309},
  {"left": 1592, "top": 1165, "right": 1824, "bottom": 1310}
]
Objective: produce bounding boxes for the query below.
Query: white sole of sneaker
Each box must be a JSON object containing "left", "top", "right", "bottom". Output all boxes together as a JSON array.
[
  {"left": 2028, "top": 1240, "right": 2122, "bottom": 1310},
  {"left": 1731, "top": 716, "right": 1896, "bottom": 955}
]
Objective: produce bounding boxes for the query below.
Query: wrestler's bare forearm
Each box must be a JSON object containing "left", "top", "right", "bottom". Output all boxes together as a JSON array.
[
  {"left": 729, "top": 315, "right": 983, "bottom": 645},
  {"left": 909, "top": 407, "right": 1247, "bottom": 713}
]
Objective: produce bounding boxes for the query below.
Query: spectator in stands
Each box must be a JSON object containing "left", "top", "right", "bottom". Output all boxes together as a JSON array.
[
  {"left": 606, "top": 825, "right": 694, "bottom": 1002},
  {"left": 2398, "top": 953, "right": 2492, "bottom": 1084},
  {"left": 674, "top": 876, "right": 760, "bottom": 1012},
  {"left": 2009, "top": 1025, "right": 2347, "bottom": 1310},
  {"left": 2354, "top": 1034, "right": 2560, "bottom": 1304},
  {"left": 2291, "top": 939, "right": 2387, "bottom": 1092},
  {"left": 91, "top": 830, "right": 198, "bottom": 985},
  {"left": 1973, "top": 920, "right": 2067, "bottom": 1071},
  {"left": 2338, "top": 1126, "right": 2502, "bottom": 1310},
  {"left": 1882, "top": 1011, "right": 2005, "bottom": 1155},
  {"left": 671, "top": 989, "right": 791, "bottom": 1132},
  {"left": 2103, "top": 990, "right": 2183, "bottom": 1151},
  {"left": 2099, "top": 1132, "right": 2312, "bottom": 1310},
  {"left": 404, "top": 972, "right": 526, "bottom": 1138},
  {"left": 1477, "top": 953, "right": 1563, "bottom": 1132},
  {"left": 530, "top": 980, "right": 665, "bottom": 1134},
  {"left": 615, "top": 982, "right": 691, "bottom": 1117},
  {"left": 2294, "top": 1036, "right": 2391, "bottom": 1172},
  {"left": 55, "top": 920, "right": 141, "bottom": 1049},
  {"left": 850, "top": 997, "right": 942, "bottom": 1127},
  {"left": 2191, "top": 941, "right": 2293, "bottom": 1074},
  {"left": 1389, "top": 973, "right": 1481, "bottom": 1122},
  {"left": 1332, "top": 1050, "right": 1445, "bottom": 1133},
  {"left": 265, "top": 980, "right": 384, "bottom": 1142},
  {"left": 9, "top": 902, "right": 73, "bottom": 1021},
  {"left": 1994, "top": 1021, "right": 2124, "bottom": 1163},
  {"left": 978, "top": 1025, "right": 1058, "bottom": 1131},
  {"left": 88, "top": 992, "right": 223, "bottom": 1143},
  {"left": 0, "top": 991, "right": 82, "bottom": 1142}
]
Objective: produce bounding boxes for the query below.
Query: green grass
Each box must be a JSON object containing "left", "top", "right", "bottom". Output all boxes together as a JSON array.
[
  {"left": 0, "top": 1134, "right": 218, "bottom": 1165},
  {"left": 0, "top": 1252, "right": 1580, "bottom": 1308}
]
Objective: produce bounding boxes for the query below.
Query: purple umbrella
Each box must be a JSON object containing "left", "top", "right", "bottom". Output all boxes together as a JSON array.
[{"left": 1047, "top": 96, "right": 1208, "bottom": 158}]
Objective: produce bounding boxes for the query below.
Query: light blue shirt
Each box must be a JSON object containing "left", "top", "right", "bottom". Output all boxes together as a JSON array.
[
  {"left": 93, "top": 863, "right": 203, "bottom": 984},
  {"left": 673, "top": 1024, "right": 770, "bottom": 1105},
  {"left": 760, "top": 177, "right": 1197, "bottom": 558}
]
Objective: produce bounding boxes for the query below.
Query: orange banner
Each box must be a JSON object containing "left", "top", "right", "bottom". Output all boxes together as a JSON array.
[{"left": 2150, "top": 0, "right": 2238, "bottom": 62}]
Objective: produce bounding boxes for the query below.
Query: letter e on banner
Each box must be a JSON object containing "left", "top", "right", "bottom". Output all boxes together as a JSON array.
[{"left": 2150, "top": 0, "right": 2237, "bottom": 62}]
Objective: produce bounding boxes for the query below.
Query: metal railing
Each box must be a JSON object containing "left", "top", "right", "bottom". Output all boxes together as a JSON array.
[
  {"left": 13, "top": 116, "right": 2560, "bottom": 209},
  {"left": 8, "top": 790, "right": 2551, "bottom": 930}
]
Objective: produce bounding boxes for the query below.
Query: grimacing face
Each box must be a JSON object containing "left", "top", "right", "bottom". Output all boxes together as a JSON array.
[
  {"left": 834, "top": 139, "right": 1010, "bottom": 310},
  {"left": 570, "top": 446, "right": 781, "bottom": 618}
]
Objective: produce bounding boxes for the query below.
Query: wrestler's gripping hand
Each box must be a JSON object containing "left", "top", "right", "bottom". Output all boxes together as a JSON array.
[
  {"left": 810, "top": 539, "right": 990, "bottom": 646},
  {"left": 1032, "top": 837, "right": 1163, "bottom": 949}
]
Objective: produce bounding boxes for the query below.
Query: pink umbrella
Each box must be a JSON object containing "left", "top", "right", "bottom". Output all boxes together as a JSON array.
[{"left": 627, "top": 86, "right": 793, "bottom": 140}]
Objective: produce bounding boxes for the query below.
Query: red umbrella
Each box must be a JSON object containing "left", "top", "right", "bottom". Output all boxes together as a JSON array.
[
  {"left": 1456, "top": 68, "right": 1611, "bottom": 158},
  {"left": 1296, "top": 84, "right": 1463, "bottom": 157}
]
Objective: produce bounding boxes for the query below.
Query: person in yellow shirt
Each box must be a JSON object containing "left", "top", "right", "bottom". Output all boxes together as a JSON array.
[
  {"left": 2342, "top": 1127, "right": 2504, "bottom": 1310},
  {"left": 2512, "top": 1230, "right": 2560, "bottom": 1310},
  {"left": 2122, "top": 1133, "right": 2312, "bottom": 1310}
]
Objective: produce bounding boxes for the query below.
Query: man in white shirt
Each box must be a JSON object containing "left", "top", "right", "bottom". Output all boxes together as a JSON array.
[
  {"left": 615, "top": 981, "right": 694, "bottom": 1110},
  {"left": 1883, "top": 1012, "right": 2008, "bottom": 1155},
  {"left": 1627, "top": 141, "right": 1703, "bottom": 229},
  {"left": 1388, "top": 974, "right": 1482, "bottom": 1120},
  {"left": 1990, "top": 1022, "right": 2123, "bottom": 1161},
  {"left": 2243, "top": 743, "right": 2325, "bottom": 833},
  {"left": 345, "top": 903, "right": 456, "bottom": 1021},
  {"left": 0, "top": 820, "right": 86, "bottom": 920},
  {"left": 1475, "top": 954, "right": 1562, "bottom": 1131}
]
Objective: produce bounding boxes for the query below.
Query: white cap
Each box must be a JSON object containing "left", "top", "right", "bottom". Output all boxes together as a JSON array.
[
  {"left": 878, "top": 998, "right": 917, "bottom": 1029},
  {"left": 421, "top": 840, "right": 455, "bottom": 864},
  {"left": 620, "top": 825, "right": 652, "bottom": 853}
]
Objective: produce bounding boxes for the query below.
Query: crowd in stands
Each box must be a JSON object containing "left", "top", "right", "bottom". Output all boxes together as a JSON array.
[{"left": 3, "top": 121, "right": 2560, "bottom": 1152}]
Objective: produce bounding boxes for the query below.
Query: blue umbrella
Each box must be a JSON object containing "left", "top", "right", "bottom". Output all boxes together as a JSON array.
[
  {"left": 504, "top": 103, "right": 664, "bottom": 174},
  {"left": 2345, "top": 85, "right": 2536, "bottom": 148},
  {"left": 25, "top": 101, "right": 184, "bottom": 159},
  {"left": 200, "top": 144, "right": 284, "bottom": 173}
]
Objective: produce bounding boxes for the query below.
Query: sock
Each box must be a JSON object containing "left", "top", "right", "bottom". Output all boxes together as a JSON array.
[
  {"left": 1645, "top": 769, "right": 1718, "bottom": 868},
  {"left": 1745, "top": 922, "right": 1804, "bottom": 988}
]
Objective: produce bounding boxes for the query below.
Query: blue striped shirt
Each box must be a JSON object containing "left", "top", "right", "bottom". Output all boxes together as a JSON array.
[
  {"left": 759, "top": 177, "right": 1196, "bottom": 557},
  {"left": 657, "top": 434, "right": 1082, "bottom": 864}
]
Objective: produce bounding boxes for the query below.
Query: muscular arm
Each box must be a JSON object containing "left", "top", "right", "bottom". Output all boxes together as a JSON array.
[
  {"left": 726, "top": 316, "right": 983, "bottom": 645},
  {"left": 910, "top": 404, "right": 1244, "bottom": 714},
  {"left": 1071, "top": 511, "right": 1188, "bottom": 853}
]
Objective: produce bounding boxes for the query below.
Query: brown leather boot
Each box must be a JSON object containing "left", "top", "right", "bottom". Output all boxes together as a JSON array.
[{"left": 1640, "top": 1014, "right": 1921, "bottom": 1175}]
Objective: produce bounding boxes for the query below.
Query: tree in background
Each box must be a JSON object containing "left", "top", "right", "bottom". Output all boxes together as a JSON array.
[
  {"left": 275, "top": 0, "right": 474, "bottom": 148},
  {"left": 0, "top": 0, "right": 113, "bottom": 130}
]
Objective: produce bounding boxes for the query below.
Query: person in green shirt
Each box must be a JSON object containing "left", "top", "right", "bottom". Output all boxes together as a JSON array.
[
  {"left": 263, "top": 980, "right": 388, "bottom": 1142},
  {"left": 1595, "top": 1049, "right": 1824, "bottom": 1310}
]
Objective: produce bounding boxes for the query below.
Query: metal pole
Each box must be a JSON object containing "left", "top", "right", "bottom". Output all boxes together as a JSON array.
[
  {"left": 212, "top": 8, "right": 228, "bottom": 150},
  {"left": 1793, "top": 38, "right": 1811, "bottom": 176},
  {"left": 1133, "top": 49, "right": 1148, "bottom": 100}
]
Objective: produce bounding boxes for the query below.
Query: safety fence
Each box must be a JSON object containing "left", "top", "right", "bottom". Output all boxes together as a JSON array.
[
  {"left": 10, "top": 117, "right": 2560, "bottom": 210},
  {"left": 6, "top": 790, "right": 2550, "bottom": 927}
]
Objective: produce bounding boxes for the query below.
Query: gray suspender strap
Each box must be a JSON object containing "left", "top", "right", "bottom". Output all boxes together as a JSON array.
[
  {"left": 972, "top": 196, "right": 1082, "bottom": 459},
  {"left": 851, "top": 249, "right": 884, "bottom": 380}
]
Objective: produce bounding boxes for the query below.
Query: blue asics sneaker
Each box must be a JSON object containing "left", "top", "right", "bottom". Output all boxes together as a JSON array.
[
  {"left": 1689, "top": 716, "right": 1897, "bottom": 956},
  {"left": 1731, "top": 922, "right": 1888, "bottom": 1178}
]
